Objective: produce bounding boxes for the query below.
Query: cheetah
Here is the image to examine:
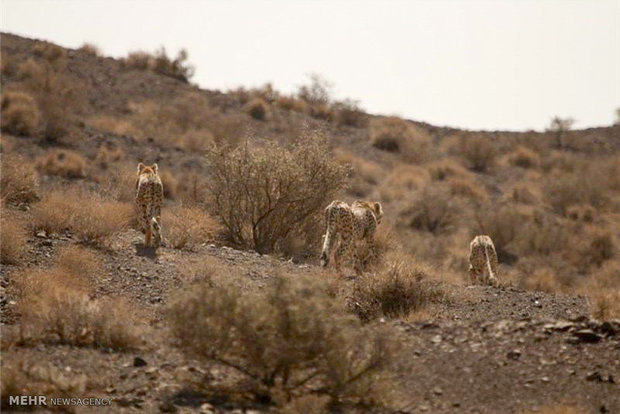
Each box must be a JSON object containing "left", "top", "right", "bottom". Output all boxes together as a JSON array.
[
  {"left": 468, "top": 235, "right": 499, "bottom": 287},
  {"left": 135, "top": 162, "right": 164, "bottom": 248},
  {"left": 320, "top": 200, "right": 383, "bottom": 273}
]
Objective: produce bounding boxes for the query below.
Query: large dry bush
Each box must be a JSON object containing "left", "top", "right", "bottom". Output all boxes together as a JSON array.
[
  {"left": 404, "top": 186, "right": 459, "bottom": 235},
  {"left": 123, "top": 47, "right": 194, "bottom": 82},
  {"left": 168, "top": 273, "right": 401, "bottom": 408},
  {"left": 36, "top": 149, "right": 87, "bottom": 178},
  {"left": 1, "top": 90, "right": 40, "bottom": 136},
  {"left": 507, "top": 146, "right": 540, "bottom": 169},
  {"left": 350, "top": 255, "right": 442, "bottom": 322},
  {"left": 205, "top": 137, "right": 349, "bottom": 253},
  {"left": 544, "top": 168, "right": 609, "bottom": 215},
  {"left": 1, "top": 214, "right": 28, "bottom": 265},
  {"left": 370, "top": 117, "right": 432, "bottom": 162},
  {"left": 31, "top": 190, "right": 131, "bottom": 245},
  {"left": 246, "top": 97, "right": 269, "bottom": 120},
  {"left": 454, "top": 134, "right": 497, "bottom": 172},
  {"left": 0, "top": 154, "right": 39, "bottom": 204},
  {"left": 472, "top": 203, "right": 524, "bottom": 263},
  {"left": 334, "top": 99, "right": 368, "bottom": 128},
  {"left": 162, "top": 205, "right": 221, "bottom": 249}
]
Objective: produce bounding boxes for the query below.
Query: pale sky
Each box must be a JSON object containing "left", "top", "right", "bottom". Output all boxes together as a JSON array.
[{"left": 1, "top": 0, "right": 619, "bottom": 131}]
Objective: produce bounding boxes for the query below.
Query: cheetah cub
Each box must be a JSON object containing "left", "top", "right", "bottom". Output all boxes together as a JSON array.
[
  {"left": 320, "top": 200, "right": 383, "bottom": 273},
  {"left": 468, "top": 235, "right": 499, "bottom": 287},
  {"left": 135, "top": 163, "right": 164, "bottom": 248}
]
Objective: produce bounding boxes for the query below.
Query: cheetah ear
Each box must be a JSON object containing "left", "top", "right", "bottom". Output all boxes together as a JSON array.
[
  {"left": 374, "top": 202, "right": 383, "bottom": 217},
  {"left": 151, "top": 163, "right": 158, "bottom": 173},
  {"left": 137, "top": 162, "right": 145, "bottom": 172}
]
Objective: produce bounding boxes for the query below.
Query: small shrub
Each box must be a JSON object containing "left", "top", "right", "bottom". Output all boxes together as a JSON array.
[
  {"left": 78, "top": 43, "right": 100, "bottom": 56},
  {"left": 297, "top": 73, "right": 331, "bottom": 105},
  {"left": 36, "top": 149, "right": 87, "bottom": 178},
  {"left": 510, "top": 184, "right": 539, "bottom": 205},
  {"left": 205, "top": 136, "right": 349, "bottom": 253},
  {"left": 448, "top": 177, "right": 488, "bottom": 203},
  {"left": 1, "top": 90, "right": 40, "bottom": 136},
  {"left": 179, "top": 129, "right": 214, "bottom": 152},
  {"left": 456, "top": 135, "right": 497, "bottom": 172},
  {"left": 579, "top": 262, "right": 620, "bottom": 320},
  {"left": 350, "top": 256, "right": 442, "bottom": 322},
  {"left": 544, "top": 170, "right": 608, "bottom": 215},
  {"left": 31, "top": 191, "right": 131, "bottom": 245},
  {"left": 152, "top": 47, "right": 195, "bottom": 82},
  {"left": 426, "top": 159, "right": 469, "bottom": 181},
  {"left": 308, "top": 103, "right": 334, "bottom": 121},
  {"left": 566, "top": 204, "right": 596, "bottom": 222},
  {"left": 88, "top": 115, "right": 138, "bottom": 137},
  {"left": 277, "top": 95, "right": 307, "bottom": 112},
  {"left": 508, "top": 146, "right": 540, "bottom": 169},
  {"left": 33, "top": 42, "right": 67, "bottom": 67},
  {"left": 334, "top": 99, "right": 367, "bottom": 127},
  {"left": 162, "top": 205, "right": 221, "bottom": 249},
  {"left": 168, "top": 273, "right": 401, "bottom": 407},
  {"left": 0, "top": 215, "right": 28, "bottom": 265},
  {"left": 246, "top": 98, "right": 269, "bottom": 120},
  {"left": 514, "top": 210, "right": 566, "bottom": 257},
  {"left": 94, "top": 145, "right": 125, "bottom": 169},
  {"left": 577, "top": 228, "right": 616, "bottom": 268},
  {"left": 472, "top": 204, "right": 524, "bottom": 263},
  {"left": 404, "top": 186, "right": 459, "bottom": 234},
  {"left": 0, "top": 154, "right": 39, "bottom": 204},
  {"left": 124, "top": 51, "right": 152, "bottom": 70},
  {"left": 334, "top": 149, "right": 383, "bottom": 197},
  {"left": 521, "top": 266, "right": 560, "bottom": 293},
  {"left": 370, "top": 117, "right": 432, "bottom": 162}
]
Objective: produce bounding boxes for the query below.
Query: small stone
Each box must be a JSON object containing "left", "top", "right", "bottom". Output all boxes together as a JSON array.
[
  {"left": 431, "top": 335, "right": 442, "bottom": 344},
  {"left": 507, "top": 349, "right": 522, "bottom": 360},
  {"left": 159, "top": 402, "right": 177, "bottom": 413},
  {"left": 586, "top": 371, "right": 603, "bottom": 382},
  {"left": 133, "top": 356, "right": 147, "bottom": 367},
  {"left": 36, "top": 231, "right": 47, "bottom": 238},
  {"left": 573, "top": 329, "right": 602, "bottom": 343},
  {"left": 541, "top": 376, "right": 550, "bottom": 383},
  {"left": 432, "top": 387, "right": 443, "bottom": 395}
]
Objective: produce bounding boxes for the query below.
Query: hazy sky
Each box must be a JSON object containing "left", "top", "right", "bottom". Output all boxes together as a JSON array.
[{"left": 2, "top": 0, "right": 618, "bottom": 131}]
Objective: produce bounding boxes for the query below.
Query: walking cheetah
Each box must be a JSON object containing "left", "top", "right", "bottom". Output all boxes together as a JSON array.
[
  {"left": 320, "top": 200, "right": 383, "bottom": 273},
  {"left": 468, "top": 235, "right": 499, "bottom": 286},
  {"left": 135, "top": 162, "right": 164, "bottom": 248}
]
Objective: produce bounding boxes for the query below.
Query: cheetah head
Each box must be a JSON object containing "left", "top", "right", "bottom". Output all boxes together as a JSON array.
[
  {"left": 372, "top": 202, "right": 383, "bottom": 224},
  {"left": 137, "top": 162, "right": 159, "bottom": 176}
]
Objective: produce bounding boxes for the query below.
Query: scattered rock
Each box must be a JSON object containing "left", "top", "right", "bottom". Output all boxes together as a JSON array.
[
  {"left": 159, "top": 402, "right": 178, "bottom": 413},
  {"left": 507, "top": 349, "right": 522, "bottom": 360},
  {"left": 133, "top": 356, "right": 148, "bottom": 367},
  {"left": 573, "top": 329, "right": 602, "bottom": 343},
  {"left": 433, "top": 387, "right": 443, "bottom": 395}
]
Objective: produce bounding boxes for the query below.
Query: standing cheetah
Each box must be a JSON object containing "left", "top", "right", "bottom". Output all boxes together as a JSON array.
[
  {"left": 468, "top": 235, "right": 499, "bottom": 287},
  {"left": 320, "top": 200, "right": 383, "bottom": 273},
  {"left": 135, "top": 163, "right": 164, "bottom": 248}
]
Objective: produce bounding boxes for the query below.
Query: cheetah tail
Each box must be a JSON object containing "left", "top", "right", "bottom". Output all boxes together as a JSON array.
[{"left": 483, "top": 243, "right": 498, "bottom": 286}]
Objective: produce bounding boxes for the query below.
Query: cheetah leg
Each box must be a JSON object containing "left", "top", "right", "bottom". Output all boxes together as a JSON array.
[
  {"left": 145, "top": 226, "right": 152, "bottom": 247},
  {"left": 484, "top": 244, "right": 499, "bottom": 287},
  {"left": 335, "top": 239, "right": 354, "bottom": 273}
]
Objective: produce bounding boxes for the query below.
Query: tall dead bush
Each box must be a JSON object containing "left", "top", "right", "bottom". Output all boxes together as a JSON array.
[{"left": 205, "top": 136, "right": 349, "bottom": 253}]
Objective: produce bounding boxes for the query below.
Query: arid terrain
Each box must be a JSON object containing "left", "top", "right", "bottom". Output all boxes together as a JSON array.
[{"left": 1, "top": 33, "right": 619, "bottom": 414}]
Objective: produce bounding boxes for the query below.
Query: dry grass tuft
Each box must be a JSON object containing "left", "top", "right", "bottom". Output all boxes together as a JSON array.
[
  {"left": 36, "top": 149, "right": 87, "bottom": 179},
  {"left": 579, "top": 262, "right": 620, "bottom": 320},
  {"left": 0, "top": 154, "right": 39, "bottom": 204},
  {"left": 370, "top": 117, "right": 432, "bottom": 162},
  {"left": 0, "top": 214, "right": 28, "bottom": 265},
  {"left": 1, "top": 90, "right": 40, "bottom": 136},
  {"left": 448, "top": 176, "right": 488, "bottom": 203},
  {"left": 168, "top": 273, "right": 402, "bottom": 408},
  {"left": 246, "top": 97, "right": 269, "bottom": 120},
  {"left": 508, "top": 146, "right": 540, "bottom": 169},
  {"left": 454, "top": 134, "right": 497, "bottom": 172},
  {"left": 162, "top": 205, "right": 221, "bottom": 249},
  {"left": 404, "top": 186, "right": 459, "bottom": 234},
  {"left": 350, "top": 255, "right": 442, "bottom": 322},
  {"left": 31, "top": 190, "right": 131, "bottom": 245},
  {"left": 78, "top": 43, "right": 100, "bottom": 56},
  {"left": 94, "top": 145, "right": 125, "bottom": 169},
  {"left": 277, "top": 95, "right": 308, "bottom": 112}
]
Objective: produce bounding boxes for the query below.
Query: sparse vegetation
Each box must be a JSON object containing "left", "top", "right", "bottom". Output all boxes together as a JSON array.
[
  {"left": 0, "top": 154, "right": 39, "bottom": 204},
  {"left": 169, "top": 273, "right": 402, "bottom": 408},
  {"left": 36, "top": 149, "right": 87, "bottom": 178},
  {"left": 162, "top": 205, "right": 221, "bottom": 249},
  {"left": 205, "top": 136, "right": 349, "bottom": 253},
  {"left": 455, "top": 134, "right": 497, "bottom": 172},
  {"left": 1, "top": 90, "right": 40, "bottom": 136},
  {"left": 405, "top": 186, "right": 459, "bottom": 234},
  {"left": 123, "top": 47, "right": 194, "bottom": 82},
  {"left": 1, "top": 214, "right": 28, "bottom": 265}
]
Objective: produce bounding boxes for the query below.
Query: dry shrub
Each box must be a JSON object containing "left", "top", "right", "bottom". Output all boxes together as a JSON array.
[
  {"left": 514, "top": 210, "right": 567, "bottom": 257},
  {"left": 472, "top": 204, "right": 524, "bottom": 263},
  {"left": 123, "top": 48, "right": 194, "bottom": 82},
  {"left": 426, "top": 159, "right": 469, "bottom": 181},
  {"left": 277, "top": 95, "right": 307, "bottom": 112},
  {"left": 168, "top": 273, "right": 401, "bottom": 407},
  {"left": 544, "top": 169, "right": 609, "bottom": 215},
  {"left": 508, "top": 146, "right": 540, "bottom": 169},
  {"left": 448, "top": 177, "right": 488, "bottom": 203},
  {"left": 308, "top": 103, "right": 334, "bottom": 121},
  {"left": 1, "top": 214, "right": 28, "bottom": 265},
  {"left": 162, "top": 205, "right": 221, "bottom": 249},
  {"left": 334, "top": 99, "right": 367, "bottom": 128},
  {"left": 521, "top": 266, "right": 560, "bottom": 293},
  {"left": 379, "top": 165, "right": 428, "bottom": 202},
  {"left": 455, "top": 135, "right": 497, "bottom": 172},
  {"left": 205, "top": 136, "right": 349, "bottom": 253},
  {"left": 175, "top": 171, "right": 209, "bottom": 205},
  {"left": 94, "top": 145, "right": 124, "bottom": 169},
  {"left": 97, "top": 163, "right": 136, "bottom": 203},
  {"left": 31, "top": 191, "right": 131, "bottom": 245},
  {"left": 297, "top": 73, "right": 331, "bottom": 106},
  {"left": 510, "top": 184, "right": 539, "bottom": 205},
  {"left": 354, "top": 224, "right": 397, "bottom": 272},
  {"left": 1, "top": 90, "right": 40, "bottom": 136},
  {"left": 565, "top": 204, "right": 596, "bottom": 222},
  {"left": 33, "top": 42, "right": 67, "bottom": 66},
  {"left": 14, "top": 248, "right": 141, "bottom": 350},
  {"left": 404, "top": 186, "right": 459, "bottom": 234},
  {"left": 87, "top": 115, "right": 138, "bottom": 137},
  {"left": 124, "top": 51, "right": 151, "bottom": 70},
  {"left": 246, "top": 97, "right": 269, "bottom": 120},
  {"left": 0, "top": 154, "right": 39, "bottom": 204},
  {"left": 370, "top": 117, "right": 432, "bottom": 162},
  {"left": 1, "top": 354, "right": 88, "bottom": 411},
  {"left": 78, "top": 42, "right": 100, "bottom": 56},
  {"left": 350, "top": 255, "right": 442, "bottom": 322},
  {"left": 36, "top": 149, "right": 87, "bottom": 178},
  {"left": 159, "top": 170, "right": 178, "bottom": 200},
  {"left": 579, "top": 262, "right": 620, "bottom": 320},
  {"left": 179, "top": 129, "right": 214, "bottom": 152},
  {"left": 576, "top": 228, "right": 616, "bottom": 269}
]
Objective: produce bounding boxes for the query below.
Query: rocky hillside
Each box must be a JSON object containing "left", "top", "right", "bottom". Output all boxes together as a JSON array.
[{"left": 1, "top": 33, "right": 619, "bottom": 414}]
